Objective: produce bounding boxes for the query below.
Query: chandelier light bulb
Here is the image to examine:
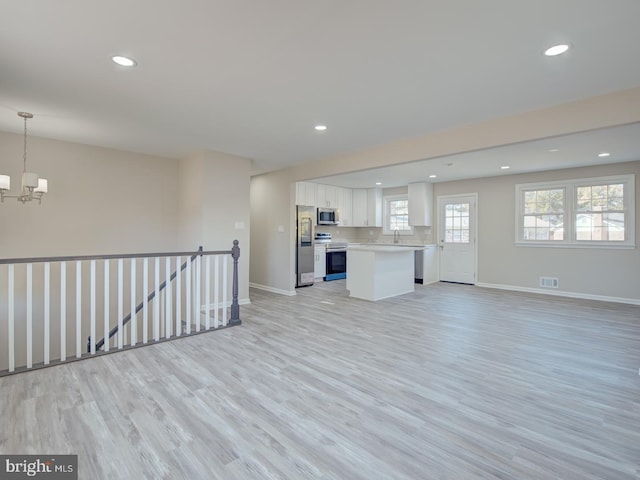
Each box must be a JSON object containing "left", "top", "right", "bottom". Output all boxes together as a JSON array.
[{"left": 0, "top": 112, "right": 49, "bottom": 204}]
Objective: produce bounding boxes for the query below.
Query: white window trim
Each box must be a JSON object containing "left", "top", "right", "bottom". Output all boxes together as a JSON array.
[
  {"left": 515, "top": 174, "right": 635, "bottom": 249},
  {"left": 383, "top": 194, "right": 414, "bottom": 236}
]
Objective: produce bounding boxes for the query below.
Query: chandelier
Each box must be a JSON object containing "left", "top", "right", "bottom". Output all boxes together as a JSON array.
[{"left": 0, "top": 112, "right": 48, "bottom": 204}]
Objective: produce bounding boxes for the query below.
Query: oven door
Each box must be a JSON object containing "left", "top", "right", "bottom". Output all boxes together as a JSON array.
[{"left": 325, "top": 249, "right": 346, "bottom": 280}]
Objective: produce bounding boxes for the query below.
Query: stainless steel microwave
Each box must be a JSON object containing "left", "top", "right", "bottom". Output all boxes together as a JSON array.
[{"left": 317, "top": 207, "right": 339, "bottom": 225}]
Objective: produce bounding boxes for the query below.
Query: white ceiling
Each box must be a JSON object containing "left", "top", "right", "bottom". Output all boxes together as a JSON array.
[
  {"left": 313, "top": 122, "right": 640, "bottom": 188},
  {"left": 1, "top": 1, "right": 640, "bottom": 178}
]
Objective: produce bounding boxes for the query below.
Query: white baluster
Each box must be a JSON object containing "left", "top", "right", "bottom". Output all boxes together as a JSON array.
[
  {"left": 76, "top": 261, "right": 82, "bottom": 358},
  {"left": 26, "top": 263, "right": 33, "bottom": 369},
  {"left": 196, "top": 255, "right": 201, "bottom": 332},
  {"left": 142, "top": 258, "right": 148, "bottom": 344},
  {"left": 104, "top": 260, "right": 110, "bottom": 352},
  {"left": 222, "top": 255, "right": 228, "bottom": 326},
  {"left": 154, "top": 257, "right": 160, "bottom": 341},
  {"left": 185, "top": 257, "right": 191, "bottom": 335},
  {"left": 175, "top": 256, "right": 181, "bottom": 337},
  {"left": 44, "top": 262, "right": 50, "bottom": 365},
  {"left": 160, "top": 290, "right": 165, "bottom": 337},
  {"left": 205, "top": 255, "right": 211, "bottom": 330},
  {"left": 131, "top": 258, "right": 137, "bottom": 346},
  {"left": 165, "top": 257, "right": 172, "bottom": 338},
  {"left": 214, "top": 256, "right": 219, "bottom": 328},
  {"left": 60, "top": 262, "right": 66, "bottom": 362},
  {"left": 90, "top": 260, "right": 96, "bottom": 355},
  {"left": 8, "top": 264, "right": 15, "bottom": 372},
  {"left": 118, "top": 258, "right": 123, "bottom": 349}
]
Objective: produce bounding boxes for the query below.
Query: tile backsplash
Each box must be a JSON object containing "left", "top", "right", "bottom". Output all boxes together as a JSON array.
[{"left": 316, "top": 226, "right": 433, "bottom": 244}]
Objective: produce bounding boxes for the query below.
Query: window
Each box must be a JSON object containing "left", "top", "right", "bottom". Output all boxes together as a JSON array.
[
  {"left": 575, "top": 183, "right": 624, "bottom": 241},
  {"left": 444, "top": 202, "right": 471, "bottom": 243},
  {"left": 516, "top": 174, "right": 635, "bottom": 248},
  {"left": 522, "top": 188, "right": 565, "bottom": 241},
  {"left": 383, "top": 195, "right": 413, "bottom": 235}
]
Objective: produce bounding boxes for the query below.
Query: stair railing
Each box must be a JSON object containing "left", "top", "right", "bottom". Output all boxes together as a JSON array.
[{"left": 0, "top": 241, "right": 241, "bottom": 376}]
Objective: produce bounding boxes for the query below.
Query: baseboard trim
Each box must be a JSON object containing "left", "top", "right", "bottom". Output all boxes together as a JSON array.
[
  {"left": 249, "top": 282, "right": 296, "bottom": 296},
  {"left": 476, "top": 282, "right": 640, "bottom": 306},
  {"left": 201, "top": 298, "right": 250, "bottom": 310}
]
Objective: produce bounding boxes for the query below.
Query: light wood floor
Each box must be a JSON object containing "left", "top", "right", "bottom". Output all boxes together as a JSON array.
[{"left": 1, "top": 281, "right": 639, "bottom": 479}]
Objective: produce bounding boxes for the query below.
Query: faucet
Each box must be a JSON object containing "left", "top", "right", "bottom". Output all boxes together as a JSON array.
[{"left": 393, "top": 229, "right": 400, "bottom": 244}]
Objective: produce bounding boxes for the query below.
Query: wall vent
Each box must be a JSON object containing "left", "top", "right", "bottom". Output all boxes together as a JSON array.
[{"left": 539, "top": 276, "right": 559, "bottom": 288}]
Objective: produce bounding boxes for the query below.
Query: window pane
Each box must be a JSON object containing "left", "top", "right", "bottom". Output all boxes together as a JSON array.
[
  {"left": 520, "top": 189, "right": 564, "bottom": 241},
  {"left": 387, "top": 198, "right": 411, "bottom": 232},
  {"left": 523, "top": 227, "right": 536, "bottom": 240},
  {"left": 444, "top": 202, "right": 470, "bottom": 243},
  {"left": 535, "top": 228, "right": 550, "bottom": 240},
  {"left": 576, "top": 212, "right": 625, "bottom": 241},
  {"left": 549, "top": 189, "right": 564, "bottom": 210}
]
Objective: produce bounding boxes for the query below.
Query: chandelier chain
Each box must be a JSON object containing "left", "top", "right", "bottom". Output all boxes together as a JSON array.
[{"left": 23, "top": 115, "right": 28, "bottom": 174}]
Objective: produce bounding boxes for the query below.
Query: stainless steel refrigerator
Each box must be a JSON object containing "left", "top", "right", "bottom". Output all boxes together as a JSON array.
[{"left": 296, "top": 205, "right": 315, "bottom": 287}]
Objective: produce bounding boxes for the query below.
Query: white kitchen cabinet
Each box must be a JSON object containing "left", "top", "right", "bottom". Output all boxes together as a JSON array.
[
  {"left": 367, "top": 188, "right": 383, "bottom": 227},
  {"left": 352, "top": 189, "right": 368, "bottom": 226},
  {"left": 296, "top": 181, "right": 317, "bottom": 207},
  {"left": 408, "top": 182, "right": 433, "bottom": 226},
  {"left": 422, "top": 245, "right": 439, "bottom": 284},
  {"left": 314, "top": 245, "right": 326, "bottom": 280},
  {"left": 316, "top": 184, "right": 338, "bottom": 208},
  {"left": 337, "top": 187, "right": 353, "bottom": 226}
]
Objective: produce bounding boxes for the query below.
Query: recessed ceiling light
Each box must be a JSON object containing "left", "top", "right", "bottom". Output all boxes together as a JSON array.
[
  {"left": 112, "top": 55, "right": 137, "bottom": 67},
  {"left": 375, "top": 182, "right": 382, "bottom": 186},
  {"left": 314, "top": 125, "right": 327, "bottom": 131},
  {"left": 544, "top": 44, "right": 570, "bottom": 56},
  {"left": 548, "top": 148, "right": 559, "bottom": 152},
  {"left": 500, "top": 166, "right": 510, "bottom": 170},
  {"left": 598, "top": 152, "right": 610, "bottom": 157},
  {"left": 428, "top": 174, "right": 437, "bottom": 179}
]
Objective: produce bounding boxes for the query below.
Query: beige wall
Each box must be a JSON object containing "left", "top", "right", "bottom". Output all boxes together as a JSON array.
[
  {"left": 179, "top": 150, "right": 252, "bottom": 302},
  {"left": 0, "top": 135, "right": 252, "bottom": 370},
  {"left": 249, "top": 171, "right": 296, "bottom": 294},
  {"left": 249, "top": 88, "right": 640, "bottom": 300},
  {"left": 0, "top": 131, "right": 180, "bottom": 257},
  {"left": 434, "top": 161, "right": 640, "bottom": 301}
]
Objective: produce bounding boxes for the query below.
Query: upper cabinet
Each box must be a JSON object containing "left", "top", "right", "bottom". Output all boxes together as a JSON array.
[
  {"left": 295, "top": 182, "right": 382, "bottom": 228},
  {"left": 408, "top": 182, "right": 433, "bottom": 226},
  {"left": 296, "top": 181, "right": 317, "bottom": 207},
  {"left": 337, "top": 187, "right": 353, "bottom": 226},
  {"left": 352, "top": 189, "right": 368, "bottom": 226},
  {"left": 316, "top": 184, "right": 338, "bottom": 208},
  {"left": 367, "top": 188, "right": 383, "bottom": 227},
  {"left": 351, "top": 188, "right": 382, "bottom": 227}
]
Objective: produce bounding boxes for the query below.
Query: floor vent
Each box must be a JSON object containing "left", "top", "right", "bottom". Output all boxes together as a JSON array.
[{"left": 540, "top": 276, "right": 559, "bottom": 288}]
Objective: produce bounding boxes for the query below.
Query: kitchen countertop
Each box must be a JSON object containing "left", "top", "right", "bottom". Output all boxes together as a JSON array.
[
  {"left": 348, "top": 242, "right": 436, "bottom": 248},
  {"left": 347, "top": 244, "right": 425, "bottom": 252}
]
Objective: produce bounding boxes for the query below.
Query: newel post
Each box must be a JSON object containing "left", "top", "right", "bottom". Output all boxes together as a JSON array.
[{"left": 229, "top": 240, "right": 241, "bottom": 326}]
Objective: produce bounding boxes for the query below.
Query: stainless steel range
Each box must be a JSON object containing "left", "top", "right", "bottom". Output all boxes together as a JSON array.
[{"left": 325, "top": 242, "right": 347, "bottom": 281}]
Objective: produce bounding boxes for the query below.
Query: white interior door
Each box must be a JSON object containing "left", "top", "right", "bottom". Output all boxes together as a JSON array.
[{"left": 438, "top": 194, "right": 477, "bottom": 284}]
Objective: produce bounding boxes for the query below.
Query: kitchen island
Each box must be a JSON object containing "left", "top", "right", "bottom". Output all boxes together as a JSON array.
[{"left": 346, "top": 244, "right": 424, "bottom": 301}]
